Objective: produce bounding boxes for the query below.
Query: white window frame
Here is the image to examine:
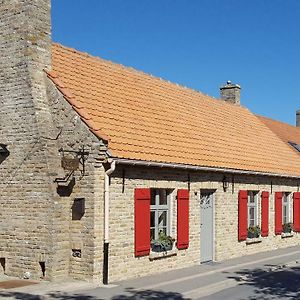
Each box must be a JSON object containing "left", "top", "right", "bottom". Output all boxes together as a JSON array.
[
  {"left": 282, "top": 192, "right": 291, "bottom": 224},
  {"left": 247, "top": 191, "right": 258, "bottom": 228},
  {"left": 150, "top": 189, "right": 171, "bottom": 240}
]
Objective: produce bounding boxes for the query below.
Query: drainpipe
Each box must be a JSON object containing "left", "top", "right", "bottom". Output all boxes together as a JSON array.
[{"left": 103, "top": 159, "right": 116, "bottom": 285}]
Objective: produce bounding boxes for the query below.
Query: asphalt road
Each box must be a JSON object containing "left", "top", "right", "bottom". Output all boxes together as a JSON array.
[{"left": 203, "top": 265, "right": 300, "bottom": 300}]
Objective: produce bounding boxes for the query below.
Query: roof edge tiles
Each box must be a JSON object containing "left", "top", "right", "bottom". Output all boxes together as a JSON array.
[{"left": 45, "top": 69, "right": 111, "bottom": 143}]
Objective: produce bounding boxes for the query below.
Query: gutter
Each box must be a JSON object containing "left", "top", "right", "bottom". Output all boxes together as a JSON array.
[
  {"left": 113, "top": 158, "right": 300, "bottom": 180},
  {"left": 103, "top": 159, "right": 116, "bottom": 285}
]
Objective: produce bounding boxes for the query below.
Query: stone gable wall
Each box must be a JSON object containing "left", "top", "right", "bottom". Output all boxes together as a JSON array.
[{"left": 45, "top": 79, "right": 107, "bottom": 282}]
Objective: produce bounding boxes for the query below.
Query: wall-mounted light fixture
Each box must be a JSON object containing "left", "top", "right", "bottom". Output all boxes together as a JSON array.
[{"left": 223, "top": 176, "right": 229, "bottom": 192}]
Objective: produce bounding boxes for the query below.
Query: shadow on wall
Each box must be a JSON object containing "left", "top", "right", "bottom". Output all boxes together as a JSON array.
[
  {"left": 226, "top": 265, "right": 300, "bottom": 299},
  {"left": 111, "top": 287, "right": 187, "bottom": 299}
]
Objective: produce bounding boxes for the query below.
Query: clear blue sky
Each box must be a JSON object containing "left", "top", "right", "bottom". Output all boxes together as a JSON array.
[{"left": 52, "top": 0, "right": 300, "bottom": 125}]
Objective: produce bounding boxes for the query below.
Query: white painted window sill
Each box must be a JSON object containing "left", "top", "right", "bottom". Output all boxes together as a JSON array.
[
  {"left": 149, "top": 248, "right": 178, "bottom": 261},
  {"left": 281, "top": 232, "right": 293, "bottom": 238},
  {"left": 246, "top": 237, "right": 262, "bottom": 244}
]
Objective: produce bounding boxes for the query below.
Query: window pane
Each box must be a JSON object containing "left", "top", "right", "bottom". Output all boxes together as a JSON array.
[
  {"left": 150, "top": 211, "right": 155, "bottom": 228},
  {"left": 283, "top": 194, "right": 288, "bottom": 203},
  {"left": 158, "top": 211, "right": 167, "bottom": 227},
  {"left": 150, "top": 190, "right": 156, "bottom": 205},
  {"left": 158, "top": 227, "right": 167, "bottom": 236},
  {"left": 283, "top": 206, "right": 287, "bottom": 224},
  {"left": 150, "top": 228, "right": 155, "bottom": 240},
  {"left": 249, "top": 192, "right": 255, "bottom": 203},
  {"left": 249, "top": 207, "right": 254, "bottom": 220},
  {"left": 159, "top": 190, "right": 168, "bottom": 205}
]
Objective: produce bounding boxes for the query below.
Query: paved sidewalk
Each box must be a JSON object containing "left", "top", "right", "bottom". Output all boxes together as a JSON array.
[{"left": 1, "top": 245, "right": 300, "bottom": 299}]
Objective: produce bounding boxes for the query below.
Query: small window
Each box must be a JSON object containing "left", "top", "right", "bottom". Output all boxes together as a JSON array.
[
  {"left": 282, "top": 192, "right": 291, "bottom": 224},
  {"left": 248, "top": 191, "right": 258, "bottom": 227},
  {"left": 150, "top": 189, "right": 171, "bottom": 240}
]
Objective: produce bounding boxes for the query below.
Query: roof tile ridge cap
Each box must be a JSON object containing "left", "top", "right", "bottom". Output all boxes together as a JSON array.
[
  {"left": 51, "top": 43, "right": 254, "bottom": 109},
  {"left": 51, "top": 42, "right": 221, "bottom": 103},
  {"left": 45, "top": 69, "right": 111, "bottom": 143}
]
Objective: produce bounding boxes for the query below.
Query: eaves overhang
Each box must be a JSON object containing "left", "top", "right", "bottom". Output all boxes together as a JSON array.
[{"left": 113, "top": 157, "right": 300, "bottom": 180}]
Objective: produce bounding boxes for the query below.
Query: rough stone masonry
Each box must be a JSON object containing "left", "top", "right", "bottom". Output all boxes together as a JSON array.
[{"left": 0, "top": 0, "right": 107, "bottom": 281}]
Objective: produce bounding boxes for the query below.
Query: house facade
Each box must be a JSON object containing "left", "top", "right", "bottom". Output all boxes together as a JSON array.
[{"left": 1, "top": 0, "right": 300, "bottom": 284}]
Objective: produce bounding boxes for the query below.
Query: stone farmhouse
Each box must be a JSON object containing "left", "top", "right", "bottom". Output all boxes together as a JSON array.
[{"left": 1, "top": 0, "right": 300, "bottom": 284}]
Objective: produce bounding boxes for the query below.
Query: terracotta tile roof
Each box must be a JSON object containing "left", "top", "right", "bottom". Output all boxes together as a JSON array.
[
  {"left": 47, "top": 43, "right": 300, "bottom": 177},
  {"left": 258, "top": 115, "right": 300, "bottom": 151}
]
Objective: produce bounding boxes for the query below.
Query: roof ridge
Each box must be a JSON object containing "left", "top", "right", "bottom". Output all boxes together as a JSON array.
[{"left": 51, "top": 42, "right": 240, "bottom": 109}]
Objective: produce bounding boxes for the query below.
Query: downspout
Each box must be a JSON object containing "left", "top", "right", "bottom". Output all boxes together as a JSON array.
[{"left": 103, "top": 159, "right": 116, "bottom": 285}]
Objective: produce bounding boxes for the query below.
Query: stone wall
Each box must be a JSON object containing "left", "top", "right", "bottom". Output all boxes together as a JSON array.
[
  {"left": 108, "top": 165, "right": 300, "bottom": 282},
  {"left": 0, "top": 0, "right": 107, "bottom": 281},
  {"left": 0, "top": 0, "right": 61, "bottom": 280},
  {"left": 45, "top": 79, "right": 107, "bottom": 282}
]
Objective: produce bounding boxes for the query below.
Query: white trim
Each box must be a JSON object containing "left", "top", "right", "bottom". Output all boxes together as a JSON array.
[
  {"left": 114, "top": 157, "right": 300, "bottom": 179},
  {"left": 247, "top": 191, "right": 259, "bottom": 228},
  {"left": 150, "top": 189, "right": 171, "bottom": 239},
  {"left": 282, "top": 192, "right": 292, "bottom": 224}
]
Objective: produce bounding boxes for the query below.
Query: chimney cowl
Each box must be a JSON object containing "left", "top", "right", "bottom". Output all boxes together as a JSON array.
[{"left": 220, "top": 81, "right": 241, "bottom": 105}]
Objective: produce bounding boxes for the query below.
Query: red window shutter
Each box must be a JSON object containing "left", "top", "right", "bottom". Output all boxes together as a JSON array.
[
  {"left": 134, "top": 188, "right": 151, "bottom": 257},
  {"left": 261, "top": 191, "right": 269, "bottom": 237},
  {"left": 177, "top": 189, "right": 189, "bottom": 250},
  {"left": 238, "top": 190, "right": 248, "bottom": 241},
  {"left": 293, "top": 192, "right": 300, "bottom": 232},
  {"left": 275, "top": 192, "right": 283, "bottom": 235}
]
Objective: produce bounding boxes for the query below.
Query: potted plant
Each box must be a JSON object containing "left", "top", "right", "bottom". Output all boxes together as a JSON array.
[
  {"left": 282, "top": 223, "right": 293, "bottom": 233},
  {"left": 247, "top": 226, "right": 261, "bottom": 238},
  {"left": 151, "top": 231, "right": 175, "bottom": 252}
]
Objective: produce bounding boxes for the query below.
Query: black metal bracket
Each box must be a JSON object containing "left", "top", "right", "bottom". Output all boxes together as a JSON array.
[{"left": 54, "top": 170, "right": 75, "bottom": 183}]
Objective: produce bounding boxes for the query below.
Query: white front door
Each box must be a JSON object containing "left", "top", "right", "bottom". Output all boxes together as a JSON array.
[{"left": 200, "top": 190, "right": 214, "bottom": 263}]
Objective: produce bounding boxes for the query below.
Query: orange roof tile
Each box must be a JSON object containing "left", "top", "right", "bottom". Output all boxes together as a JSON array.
[
  {"left": 48, "top": 43, "right": 300, "bottom": 177},
  {"left": 258, "top": 115, "right": 300, "bottom": 152}
]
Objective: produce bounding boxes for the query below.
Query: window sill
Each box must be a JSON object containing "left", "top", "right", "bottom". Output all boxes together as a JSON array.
[
  {"left": 281, "top": 232, "right": 293, "bottom": 238},
  {"left": 246, "top": 237, "right": 262, "bottom": 245},
  {"left": 149, "top": 248, "right": 178, "bottom": 261}
]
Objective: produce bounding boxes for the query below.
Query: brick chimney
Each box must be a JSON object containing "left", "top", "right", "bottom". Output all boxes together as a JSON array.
[
  {"left": 220, "top": 81, "right": 241, "bottom": 105},
  {"left": 296, "top": 110, "right": 300, "bottom": 127}
]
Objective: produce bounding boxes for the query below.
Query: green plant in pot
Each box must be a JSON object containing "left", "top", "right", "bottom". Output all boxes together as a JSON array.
[
  {"left": 282, "top": 223, "right": 293, "bottom": 233},
  {"left": 247, "top": 226, "right": 261, "bottom": 238},
  {"left": 151, "top": 231, "right": 175, "bottom": 252}
]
